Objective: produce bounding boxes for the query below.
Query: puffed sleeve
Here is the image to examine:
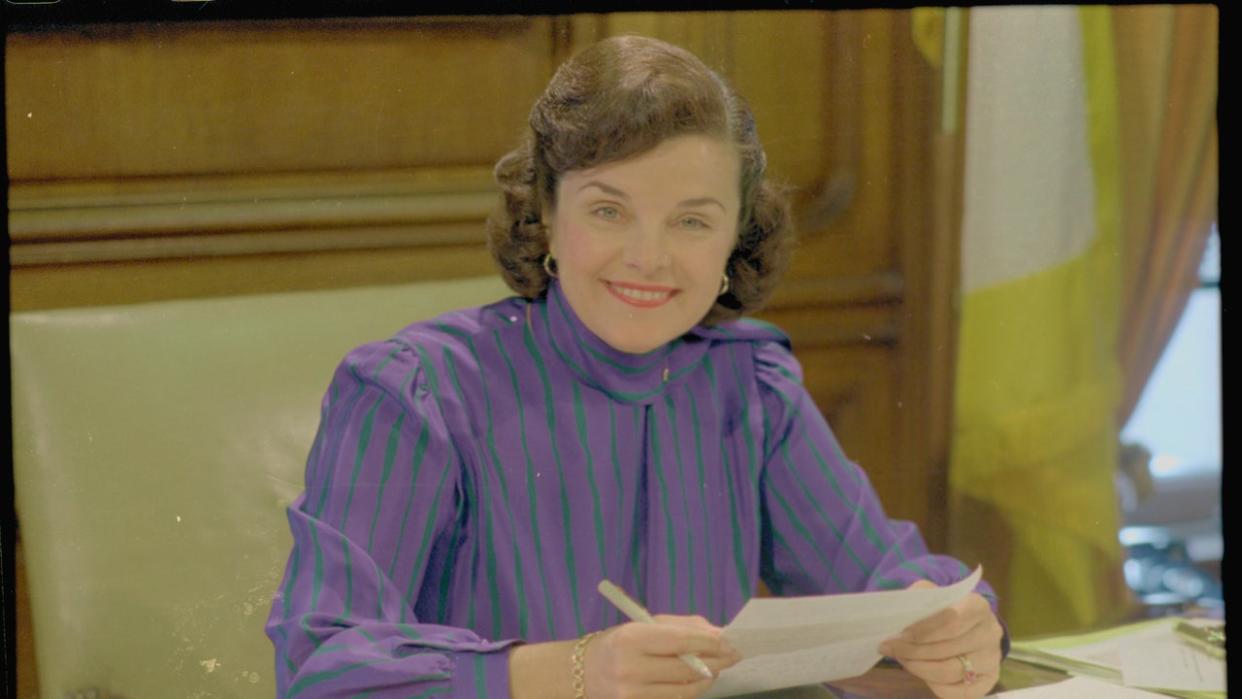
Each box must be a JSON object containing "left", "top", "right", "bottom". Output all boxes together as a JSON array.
[
  {"left": 265, "top": 339, "right": 517, "bottom": 698},
  {"left": 753, "top": 341, "right": 1001, "bottom": 613}
]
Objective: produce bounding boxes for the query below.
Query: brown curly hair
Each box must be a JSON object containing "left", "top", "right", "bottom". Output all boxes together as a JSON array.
[{"left": 486, "top": 35, "right": 793, "bottom": 325}]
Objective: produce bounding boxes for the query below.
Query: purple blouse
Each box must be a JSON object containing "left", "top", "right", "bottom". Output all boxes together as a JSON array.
[{"left": 265, "top": 280, "right": 996, "bottom": 698}]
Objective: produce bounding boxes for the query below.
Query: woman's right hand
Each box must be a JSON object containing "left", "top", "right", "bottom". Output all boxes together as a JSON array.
[{"left": 583, "top": 614, "right": 743, "bottom": 699}]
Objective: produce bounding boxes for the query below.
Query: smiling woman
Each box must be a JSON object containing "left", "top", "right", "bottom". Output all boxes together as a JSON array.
[
  {"left": 486, "top": 36, "right": 793, "bottom": 330},
  {"left": 266, "top": 34, "right": 1007, "bottom": 699},
  {"left": 548, "top": 135, "right": 742, "bottom": 354}
]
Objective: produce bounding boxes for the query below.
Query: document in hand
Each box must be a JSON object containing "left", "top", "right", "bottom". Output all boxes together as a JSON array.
[{"left": 704, "top": 567, "right": 983, "bottom": 698}]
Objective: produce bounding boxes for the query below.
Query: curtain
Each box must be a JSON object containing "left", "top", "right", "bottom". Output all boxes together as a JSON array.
[
  {"left": 947, "top": 6, "right": 1132, "bottom": 637},
  {"left": 1112, "top": 5, "right": 1218, "bottom": 424}
]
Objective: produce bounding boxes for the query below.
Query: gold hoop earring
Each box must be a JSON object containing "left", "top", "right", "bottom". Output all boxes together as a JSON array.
[
  {"left": 719, "top": 271, "right": 730, "bottom": 296},
  {"left": 543, "top": 254, "right": 558, "bottom": 278}
]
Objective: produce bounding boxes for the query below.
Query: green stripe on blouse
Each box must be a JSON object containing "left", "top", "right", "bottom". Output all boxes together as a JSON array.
[
  {"left": 662, "top": 395, "right": 697, "bottom": 612},
  {"left": 573, "top": 383, "right": 609, "bottom": 576},
  {"left": 366, "top": 411, "right": 405, "bottom": 553},
  {"left": 646, "top": 407, "right": 680, "bottom": 605},
  {"left": 285, "top": 656, "right": 448, "bottom": 699},
  {"left": 704, "top": 354, "right": 752, "bottom": 599},
  {"left": 340, "top": 537, "right": 354, "bottom": 618},
  {"left": 728, "top": 351, "right": 760, "bottom": 481},
  {"left": 410, "top": 688, "right": 452, "bottom": 698},
  {"left": 434, "top": 506, "right": 464, "bottom": 624},
  {"left": 441, "top": 346, "right": 500, "bottom": 635},
  {"left": 403, "top": 460, "right": 453, "bottom": 603},
  {"left": 435, "top": 323, "right": 530, "bottom": 637},
  {"left": 768, "top": 484, "right": 846, "bottom": 590},
  {"left": 684, "top": 384, "right": 718, "bottom": 619},
  {"left": 523, "top": 321, "right": 585, "bottom": 636},
  {"left": 629, "top": 405, "right": 645, "bottom": 600},
  {"left": 768, "top": 525, "right": 821, "bottom": 591},
  {"left": 387, "top": 420, "right": 431, "bottom": 581},
  {"left": 473, "top": 653, "right": 488, "bottom": 699},
  {"left": 312, "top": 363, "right": 368, "bottom": 518},
  {"left": 766, "top": 379, "right": 890, "bottom": 557},
  {"left": 494, "top": 328, "right": 558, "bottom": 638},
  {"left": 339, "top": 344, "right": 403, "bottom": 527},
  {"left": 340, "top": 394, "right": 384, "bottom": 529},
  {"left": 370, "top": 556, "right": 387, "bottom": 620},
  {"left": 779, "top": 442, "right": 868, "bottom": 577}
]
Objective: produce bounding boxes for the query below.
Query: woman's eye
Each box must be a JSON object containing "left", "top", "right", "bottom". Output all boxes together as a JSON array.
[
  {"left": 679, "top": 216, "right": 709, "bottom": 230},
  {"left": 592, "top": 206, "right": 622, "bottom": 221}
]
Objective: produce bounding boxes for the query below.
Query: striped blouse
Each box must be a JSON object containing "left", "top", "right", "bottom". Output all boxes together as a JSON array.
[{"left": 265, "top": 279, "right": 995, "bottom": 698}]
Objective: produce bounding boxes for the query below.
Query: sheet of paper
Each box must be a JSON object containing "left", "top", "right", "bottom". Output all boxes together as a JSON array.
[
  {"left": 1040, "top": 617, "right": 1175, "bottom": 670},
  {"left": 704, "top": 567, "right": 983, "bottom": 698},
  {"left": 1119, "top": 637, "right": 1226, "bottom": 692},
  {"left": 990, "top": 676, "right": 1173, "bottom": 698}
]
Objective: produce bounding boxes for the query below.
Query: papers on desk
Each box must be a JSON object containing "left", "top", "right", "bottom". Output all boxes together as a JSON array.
[
  {"left": 703, "top": 567, "right": 983, "bottom": 698},
  {"left": 1008, "top": 616, "right": 1226, "bottom": 698},
  {"left": 1119, "top": 635, "right": 1225, "bottom": 693},
  {"left": 990, "top": 676, "right": 1174, "bottom": 698}
]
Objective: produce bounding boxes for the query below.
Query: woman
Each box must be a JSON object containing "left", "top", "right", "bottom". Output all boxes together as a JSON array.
[{"left": 267, "top": 35, "right": 1005, "bottom": 699}]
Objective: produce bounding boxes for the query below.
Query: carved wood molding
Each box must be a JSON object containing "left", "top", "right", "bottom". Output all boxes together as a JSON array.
[
  {"left": 772, "top": 272, "right": 904, "bottom": 308},
  {"left": 792, "top": 321, "right": 901, "bottom": 349},
  {"left": 8, "top": 167, "right": 497, "bottom": 265}
]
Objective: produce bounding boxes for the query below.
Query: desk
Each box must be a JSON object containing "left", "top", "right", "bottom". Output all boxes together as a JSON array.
[{"left": 733, "top": 659, "right": 1070, "bottom": 698}]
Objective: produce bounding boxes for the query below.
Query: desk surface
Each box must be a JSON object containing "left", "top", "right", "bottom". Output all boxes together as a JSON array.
[
  {"left": 731, "top": 659, "right": 1071, "bottom": 698},
  {"left": 832, "top": 659, "right": 1070, "bottom": 698}
]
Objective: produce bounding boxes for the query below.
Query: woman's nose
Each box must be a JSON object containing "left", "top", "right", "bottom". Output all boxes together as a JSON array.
[{"left": 622, "top": 226, "right": 670, "bottom": 275}]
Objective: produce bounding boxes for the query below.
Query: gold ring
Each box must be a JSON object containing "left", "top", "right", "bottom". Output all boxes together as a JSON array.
[{"left": 957, "top": 654, "right": 977, "bottom": 685}]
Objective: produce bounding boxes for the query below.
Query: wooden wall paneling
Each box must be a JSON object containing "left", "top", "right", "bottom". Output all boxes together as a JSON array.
[
  {"left": 888, "top": 9, "right": 961, "bottom": 551},
  {"left": 725, "top": 12, "right": 832, "bottom": 193},
  {"left": 9, "top": 244, "right": 499, "bottom": 312},
  {"left": 5, "top": 17, "right": 560, "bottom": 311},
  {"left": 879, "top": 9, "right": 952, "bottom": 547},
  {"left": 778, "top": 10, "right": 859, "bottom": 244},
  {"left": 7, "top": 165, "right": 505, "bottom": 310},
  {"left": 5, "top": 17, "right": 553, "bottom": 179},
  {"left": 589, "top": 11, "right": 737, "bottom": 74},
  {"left": 759, "top": 302, "right": 900, "bottom": 350},
  {"left": 820, "top": 10, "right": 901, "bottom": 278},
  {"left": 8, "top": 167, "right": 497, "bottom": 247}
]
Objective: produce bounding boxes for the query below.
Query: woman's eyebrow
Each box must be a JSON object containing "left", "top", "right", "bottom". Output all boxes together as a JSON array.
[
  {"left": 678, "top": 197, "right": 726, "bottom": 212},
  {"left": 578, "top": 181, "right": 630, "bottom": 199},
  {"left": 578, "top": 181, "right": 726, "bottom": 212}
]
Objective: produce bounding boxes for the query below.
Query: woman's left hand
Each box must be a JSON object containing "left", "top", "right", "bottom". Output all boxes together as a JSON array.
[{"left": 876, "top": 581, "right": 1005, "bottom": 699}]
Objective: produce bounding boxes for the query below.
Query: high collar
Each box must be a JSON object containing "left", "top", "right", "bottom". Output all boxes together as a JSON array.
[{"left": 528, "top": 280, "right": 714, "bottom": 405}]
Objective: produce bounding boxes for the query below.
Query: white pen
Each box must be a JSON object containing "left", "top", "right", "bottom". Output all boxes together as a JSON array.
[{"left": 596, "top": 579, "right": 716, "bottom": 679}]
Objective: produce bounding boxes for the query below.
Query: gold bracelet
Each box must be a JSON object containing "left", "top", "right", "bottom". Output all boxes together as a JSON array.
[{"left": 571, "top": 630, "right": 604, "bottom": 699}]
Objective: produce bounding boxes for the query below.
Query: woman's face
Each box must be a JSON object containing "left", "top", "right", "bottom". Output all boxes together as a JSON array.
[{"left": 547, "top": 134, "right": 741, "bottom": 355}]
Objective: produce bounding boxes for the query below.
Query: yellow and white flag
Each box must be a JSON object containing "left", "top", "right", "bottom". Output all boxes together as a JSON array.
[{"left": 949, "top": 6, "right": 1130, "bottom": 636}]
